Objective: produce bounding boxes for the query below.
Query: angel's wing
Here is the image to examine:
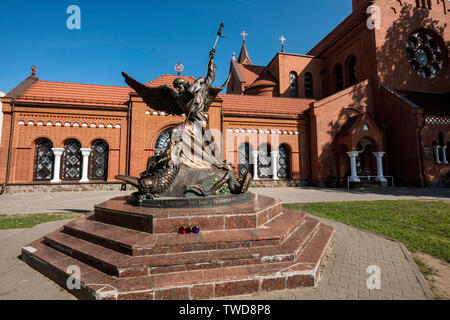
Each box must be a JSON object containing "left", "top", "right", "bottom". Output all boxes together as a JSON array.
[
  {"left": 204, "top": 74, "right": 231, "bottom": 112},
  {"left": 122, "top": 72, "right": 183, "bottom": 115}
]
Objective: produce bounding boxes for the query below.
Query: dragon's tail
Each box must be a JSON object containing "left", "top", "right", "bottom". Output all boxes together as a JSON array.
[{"left": 115, "top": 175, "right": 139, "bottom": 188}]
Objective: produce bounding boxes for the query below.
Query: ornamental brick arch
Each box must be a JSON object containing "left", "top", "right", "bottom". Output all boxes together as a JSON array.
[
  {"left": 356, "top": 136, "right": 379, "bottom": 152},
  {"left": 88, "top": 136, "right": 113, "bottom": 149},
  {"left": 337, "top": 113, "right": 384, "bottom": 153},
  {"left": 60, "top": 136, "right": 89, "bottom": 149},
  {"left": 28, "top": 135, "right": 54, "bottom": 149},
  {"left": 146, "top": 122, "right": 180, "bottom": 154}
]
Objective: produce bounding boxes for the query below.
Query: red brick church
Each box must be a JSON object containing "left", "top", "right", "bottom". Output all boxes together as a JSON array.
[{"left": 1, "top": 0, "right": 449, "bottom": 193}]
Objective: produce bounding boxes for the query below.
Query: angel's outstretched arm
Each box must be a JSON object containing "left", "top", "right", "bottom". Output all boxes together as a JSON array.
[{"left": 205, "top": 50, "right": 216, "bottom": 87}]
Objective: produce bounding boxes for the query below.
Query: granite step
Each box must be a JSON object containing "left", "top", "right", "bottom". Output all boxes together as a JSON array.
[
  {"left": 112, "top": 226, "right": 334, "bottom": 299},
  {"left": 21, "top": 193, "right": 335, "bottom": 300},
  {"left": 44, "top": 215, "right": 320, "bottom": 278},
  {"left": 21, "top": 239, "right": 117, "bottom": 300},
  {"left": 21, "top": 237, "right": 322, "bottom": 300},
  {"left": 44, "top": 230, "right": 132, "bottom": 277},
  {"left": 22, "top": 216, "right": 334, "bottom": 300},
  {"left": 63, "top": 208, "right": 306, "bottom": 256},
  {"left": 126, "top": 217, "right": 320, "bottom": 276}
]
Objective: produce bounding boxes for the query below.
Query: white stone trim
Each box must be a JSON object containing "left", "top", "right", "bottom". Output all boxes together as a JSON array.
[
  {"left": 346, "top": 151, "right": 361, "bottom": 182},
  {"left": 372, "top": 152, "right": 387, "bottom": 182},
  {"left": 442, "top": 146, "right": 448, "bottom": 164},
  {"left": 50, "top": 148, "right": 64, "bottom": 183},
  {"left": 434, "top": 146, "right": 442, "bottom": 164},
  {"left": 79, "top": 148, "right": 92, "bottom": 183},
  {"left": 271, "top": 151, "right": 280, "bottom": 180}
]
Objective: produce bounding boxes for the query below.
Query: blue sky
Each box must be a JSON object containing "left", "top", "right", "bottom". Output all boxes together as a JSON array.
[{"left": 0, "top": 0, "right": 352, "bottom": 92}]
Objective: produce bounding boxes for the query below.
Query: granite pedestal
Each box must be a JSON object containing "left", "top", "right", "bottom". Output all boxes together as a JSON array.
[{"left": 21, "top": 193, "right": 334, "bottom": 300}]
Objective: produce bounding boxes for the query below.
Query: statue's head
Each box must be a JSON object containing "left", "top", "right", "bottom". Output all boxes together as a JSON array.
[{"left": 173, "top": 78, "right": 189, "bottom": 93}]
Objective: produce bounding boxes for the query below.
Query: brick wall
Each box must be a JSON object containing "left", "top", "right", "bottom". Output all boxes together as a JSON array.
[{"left": 374, "top": 0, "right": 450, "bottom": 92}]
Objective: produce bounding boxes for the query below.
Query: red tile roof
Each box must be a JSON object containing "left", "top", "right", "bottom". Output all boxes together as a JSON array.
[
  {"left": 11, "top": 75, "right": 314, "bottom": 117},
  {"left": 146, "top": 74, "right": 196, "bottom": 88},
  {"left": 247, "top": 70, "right": 277, "bottom": 89},
  {"left": 219, "top": 94, "right": 314, "bottom": 116},
  {"left": 16, "top": 80, "right": 132, "bottom": 107},
  {"left": 237, "top": 64, "right": 266, "bottom": 86}
]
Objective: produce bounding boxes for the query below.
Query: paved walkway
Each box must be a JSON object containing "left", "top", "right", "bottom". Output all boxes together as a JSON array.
[
  {"left": 223, "top": 213, "right": 431, "bottom": 300},
  {"left": 0, "top": 187, "right": 442, "bottom": 300},
  {"left": 249, "top": 186, "right": 449, "bottom": 204},
  {"left": 0, "top": 220, "right": 76, "bottom": 300},
  {"left": 0, "top": 191, "right": 130, "bottom": 214},
  {"left": 0, "top": 187, "right": 448, "bottom": 215}
]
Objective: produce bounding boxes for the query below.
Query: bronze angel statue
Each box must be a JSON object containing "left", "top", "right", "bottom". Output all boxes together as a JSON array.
[{"left": 116, "top": 46, "right": 251, "bottom": 204}]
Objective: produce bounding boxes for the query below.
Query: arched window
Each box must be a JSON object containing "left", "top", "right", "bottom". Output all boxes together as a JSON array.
[
  {"left": 89, "top": 140, "right": 109, "bottom": 181},
  {"left": 304, "top": 72, "right": 313, "bottom": 98},
  {"left": 62, "top": 139, "right": 82, "bottom": 180},
  {"left": 33, "top": 139, "right": 54, "bottom": 181},
  {"left": 335, "top": 64, "right": 344, "bottom": 92},
  {"left": 238, "top": 143, "right": 252, "bottom": 178},
  {"left": 348, "top": 57, "right": 357, "bottom": 86},
  {"left": 277, "top": 145, "right": 290, "bottom": 179},
  {"left": 258, "top": 143, "right": 272, "bottom": 178},
  {"left": 289, "top": 72, "right": 298, "bottom": 97},
  {"left": 154, "top": 127, "right": 173, "bottom": 156}
]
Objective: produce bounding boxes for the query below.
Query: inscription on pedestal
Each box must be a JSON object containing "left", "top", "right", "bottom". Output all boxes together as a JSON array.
[{"left": 127, "top": 193, "right": 253, "bottom": 208}]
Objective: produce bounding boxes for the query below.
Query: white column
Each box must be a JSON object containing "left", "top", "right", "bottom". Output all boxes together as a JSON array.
[
  {"left": 433, "top": 146, "right": 441, "bottom": 164},
  {"left": 271, "top": 151, "right": 279, "bottom": 180},
  {"left": 441, "top": 146, "right": 448, "bottom": 164},
  {"left": 372, "top": 152, "right": 387, "bottom": 182},
  {"left": 346, "top": 151, "right": 360, "bottom": 182},
  {"left": 251, "top": 151, "right": 259, "bottom": 180},
  {"left": 80, "top": 148, "right": 92, "bottom": 183},
  {"left": 50, "top": 148, "right": 64, "bottom": 183}
]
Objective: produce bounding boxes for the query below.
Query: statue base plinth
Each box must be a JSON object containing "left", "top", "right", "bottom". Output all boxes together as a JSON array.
[
  {"left": 21, "top": 194, "right": 335, "bottom": 300},
  {"left": 128, "top": 192, "right": 252, "bottom": 208}
]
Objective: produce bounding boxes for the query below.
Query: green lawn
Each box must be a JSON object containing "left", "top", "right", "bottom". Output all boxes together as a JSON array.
[
  {"left": 0, "top": 212, "right": 83, "bottom": 230},
  {"left": 284, "top": 200, "right": 450, "bottom": 262}
]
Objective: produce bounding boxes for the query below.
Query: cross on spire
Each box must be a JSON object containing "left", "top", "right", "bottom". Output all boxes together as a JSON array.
[
  {"left": 279, "top": 35, "right": 286, "bottom": 52},
  {"left": 240, "top": 30, "right": 248, "bottom": 43}
]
